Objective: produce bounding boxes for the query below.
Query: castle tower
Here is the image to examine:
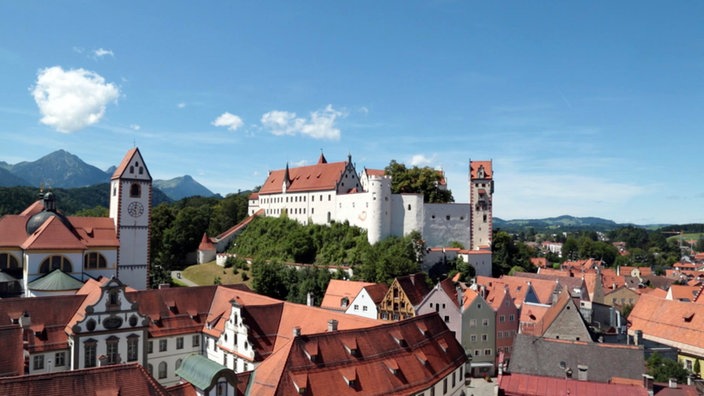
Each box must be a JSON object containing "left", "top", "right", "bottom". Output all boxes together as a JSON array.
[
  {"left": 109, "top": 148, "right": 152, "bottom": 289},
  {"left": 366, "top": 175, "right": 392, "bottom": 244},
  {"left": 469, "top": 160, "right": 494, "bottom": 250}
]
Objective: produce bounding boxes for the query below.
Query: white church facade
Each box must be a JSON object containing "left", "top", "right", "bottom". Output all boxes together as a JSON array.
[{"left": 0, "top": 148, "right": 152, "bottom": 296}]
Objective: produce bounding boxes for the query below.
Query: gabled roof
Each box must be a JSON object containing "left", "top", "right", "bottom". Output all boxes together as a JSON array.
[
  {"left": 111, "top": 147, "right": 152, "bottom": 181},
  {"left": 508, "top": 333, "right": 645, "bottom": 382},
  {"left": 394, "top": 273, "right": 431, "bottom": 306},
  {"left": 258, "top": 157, "right": 352, "bottom": 195},
  {"left": 476, "top": 275, "right": 558, "bottom": 308},
  {"left": 515, "top": 271, "right": 586, "bottom": 299},
  {"left": 21, "top": 215, "right": 85, "bottom": 250},
  {"left": 628, "top": 293, "right": 704, "bottom": 351},
  {"left": 0, "top": 362, "right": 170, "bottom": 396},
  {"left": 321, "top": 280, "right": 375, "bottom": 311},
  {"left": 470, "top": 160, "right": 492, "bottom": 180},
  {"left": 361, "top": 283, "right": 389, "bottom": 304},
  {"left": 247, "top": 313, "right": 466, "bottom": 396},
  {"left": 499, "top": 372, "right": 648, "bottom": 396}
]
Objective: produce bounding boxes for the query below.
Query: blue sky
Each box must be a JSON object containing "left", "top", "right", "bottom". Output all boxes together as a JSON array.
[{"left": 1, "top": 1, "right": 703, "bottom": 225}]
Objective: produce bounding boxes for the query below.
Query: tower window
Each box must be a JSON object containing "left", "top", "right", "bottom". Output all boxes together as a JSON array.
[
  {"left": 129, "top": 166, "right": 134, "bottom": 174},
  {"left": 130, "top": 183, "right": 141, "bottom": 198},
  {"left": 84, "top": 252, "right": 107, "bottom": 269}
]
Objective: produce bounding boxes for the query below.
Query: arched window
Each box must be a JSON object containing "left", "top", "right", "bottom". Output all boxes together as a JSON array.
[
  {"left": 175, "top": 358, "right": 182, "bottom": 370},
  {"left": 84, "top": 252, "right": 107, "bottom": 269},
  {"left": 40, "top": 256, "right": 72, "bottom": 274},
  {"left": 0, "top": 253, "right": 21, "bottom": 277},
  {"left": 130, "top": 183, "right": 141, "bottom": 198},
  {"left": 158, "top": 361, "right": 167, "bottom": 379}
]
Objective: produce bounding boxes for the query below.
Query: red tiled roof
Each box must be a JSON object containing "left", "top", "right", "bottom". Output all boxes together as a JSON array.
[
  {"left": 499, "top": 373, "right": 648, "bottom": 396},
  {"left": 362, "top": 283, "right": 389, "bottom": 304},
  {"left": 0, "top": 363, "right": 170, "bottom": 395},
  {"left": 248, "top": 313, "right": 466, "bottom": 396},
  {"left": 395, "top": 273, "right": 431, "bottom": 306},
  {"left": 470, "top": 160, "right": 492, "bottom": 179},
  {"left": 629, "top": 293, "right": 704, "bottom": 351},
  {"left": 258, "top": 159, "right": 350, "bottom": 195},
  {"left": 215, "top": 209, "right": 264, "bottom": 241},
  {"left": 111, "top": 147, "right": 152, "bottom": 180},
  {"left": 0, "top": 326, "right": 23, "bottom": 377},
  {"left": 321, "top": 280, "right": 375, "bottom": 311},
  {"left": 198, "top": 233, "right": 215, "bottom": 251}
]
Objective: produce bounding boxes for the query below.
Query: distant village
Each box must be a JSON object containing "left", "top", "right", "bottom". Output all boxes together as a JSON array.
[{"left": 0, "top": 148, "right": 702, "bottom": 395}]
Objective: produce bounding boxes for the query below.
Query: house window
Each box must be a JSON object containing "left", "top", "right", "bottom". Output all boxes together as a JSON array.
[
  {"left": 84, "top": 252, "right": 107, "bottom": 269},
  {"left": 363, "top": 306, "right": 368, "bottom": 311},
  {"left": 158, "top": 361, "right": 167, "bottom": 379},
  {"left": 33, "top": 355, "right": 44, "bottom": 370},
  {"left": 509, "top": 314, "right": 515, "bottom": 321},
  {"left": 408, "top": 204, "right": 411, "bottom": 211},
  {"left": 127, "top": 335, "right": 139, "bottom": 362},
  {"left": 176, "top": 337, "right": 184, "bottom": 350},
  {"left": 444, "top": 315, "right": 450, "bottom": 323},
  {"left": 176, "top": 358, "right": 183, "bottom": 370},
  {"left": 470, "top": 319, "right": 477, "bottom": 327},
  {"left": 55, "top": 352, "right": 66, "bottom": 367},
  {"left": 106, "top": 336, "right": 120, "bottom": 364},
  {"left": 39, "top": 255, "right": 72, "bottom": 274},
  {"left": 484, "top": 349, "right": 492, "bottom": 356},
  {"left": 470, "top": 335, "right": 477, "bottom": 342},
  {"left": 354, "top": 305, "right": 359, "bottom": 311},
  {"left": 84, "top": 340, "right": 97, "bottom": 368},
  {"left": 147, "top": 341, "right": 153, "bottom": 354},
  {"left": 499, "top": 315, "right": 505, "bottom": 323},
  {"left": 443, "top": 378, "right": 448, "bottom": 393},
  {"left": 192, "top": 335, "right": 200, "bottom": 348},
  {"left": 482, "top": 319, "right": 489, "bottom": 326},
  {"left": 159, "top": 339, "right": 167, "bottom": 352},
  {"left": 130, "top": 183, "right": 141, "bottom": 198},
  {"left": 482, "top": 334, "right": 488, "bottom": 341}
]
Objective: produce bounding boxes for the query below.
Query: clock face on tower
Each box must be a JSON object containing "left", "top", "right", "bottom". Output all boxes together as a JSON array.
[{"left": 127, "top": 201, "right": 144, "bottom": 217}]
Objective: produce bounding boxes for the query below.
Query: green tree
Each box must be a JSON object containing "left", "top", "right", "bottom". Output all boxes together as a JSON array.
[
  {"left": 251, "top": 259, "right": 289, "bottom": 300},
  {"left": 646, "top": 352, "right": 689, "bottom": 383},
  {"left": 384, "top": 160, "right": 454, "bottom": 203}
]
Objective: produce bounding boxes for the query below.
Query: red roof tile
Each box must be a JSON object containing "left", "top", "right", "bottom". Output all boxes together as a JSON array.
[
  {"left": 258, "top": 158, "right": 350, "bottom": 195},
  {"left": 320, "top": 280, "right": 374, "bottom": 311},
  {"left": 0, "top": 363, "right": 170, "bottom": 395},
  {"left": 499, "top": 373, "right": 648, "bottom": 396},
  {"left": 470, "top": 160, "right": 493, "bottom": 179}
]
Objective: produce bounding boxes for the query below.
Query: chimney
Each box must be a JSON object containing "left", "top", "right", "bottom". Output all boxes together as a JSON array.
[
  {"left": 328, "top": 319, "right": 338, "bottom": 332},
  {"left": 669, "top": 378, "right": 677, "bottom": 388},
  {"left": 19, "top": 311, "right": 31, "bottom": 328},
  {"left": 307, "top": 292, "right": 313, "bottom": 307},
  {"left": 643, "top": 374, "right": 654, "bottom": 396},
  {"left": 293, "top": 326, "right": 301, "bottom": 337},
  {"left": 456, "top": 286, "right": 463, "bottom": 307},
  {"left": 634, "top": 330, "right": 642, "bottom": 346}
]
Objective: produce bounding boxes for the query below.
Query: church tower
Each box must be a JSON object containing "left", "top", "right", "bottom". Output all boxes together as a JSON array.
[
  {"left": 109, "top": 148, "right": 152, "bottom": 289},
  {"left": 469, "top": 160, "right": 494, "bottom": 250}
]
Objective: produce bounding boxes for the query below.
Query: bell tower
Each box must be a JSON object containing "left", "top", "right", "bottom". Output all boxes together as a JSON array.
[
  {"left": 469, "top": 160, "right": 494, "bottom": 250},
  {"left": 109, "top": 148, "right": 152, "bottom": 289}
]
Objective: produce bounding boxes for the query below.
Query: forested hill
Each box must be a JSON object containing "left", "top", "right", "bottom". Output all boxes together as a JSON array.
[
  {"left": 0, "top": 184, "right": 171, "bottom": 216},
  {"left": 494, "top": 215, "right": 626, "bottom": 233}
]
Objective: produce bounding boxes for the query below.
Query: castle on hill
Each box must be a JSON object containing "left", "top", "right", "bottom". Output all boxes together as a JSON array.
[{"left": 246, "top": 153, "right": 494, "bottom": 272}]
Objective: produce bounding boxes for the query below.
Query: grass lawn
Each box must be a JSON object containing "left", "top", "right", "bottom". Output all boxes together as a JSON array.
[{"left": 182, "top": 261, "right": 253, "bottom": 289}]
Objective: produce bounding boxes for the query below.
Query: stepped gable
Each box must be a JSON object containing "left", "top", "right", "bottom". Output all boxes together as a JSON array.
[
  {"left": 258, "top": 158, "right": 349, "bottom": 195},
  {"left": 476, "top": 275, "right": 557, "bottom": 308},
  {"left": 320, "top": 279, "right": 375, "bottom": 312},
  {"left": 470, "top": 160, "right": 493, "bottom": 179},
  {"left": 247, "top": 313, "right": 466, "bottom": 396},
  {"left": 0, "top": 363, "right": 170, "bottom": 396}
]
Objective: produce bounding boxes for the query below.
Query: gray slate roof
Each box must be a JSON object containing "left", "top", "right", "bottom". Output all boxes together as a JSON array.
[{"left": 508, "top": 333, "right": 645, "bottom": 382}]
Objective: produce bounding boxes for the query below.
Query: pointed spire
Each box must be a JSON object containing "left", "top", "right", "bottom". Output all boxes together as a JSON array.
[
  {"left": 284, "top": 162, "right": 291, "bottom": 183},
  {"left": 318, "top": 150, "right": 327, "bottom": 164}
]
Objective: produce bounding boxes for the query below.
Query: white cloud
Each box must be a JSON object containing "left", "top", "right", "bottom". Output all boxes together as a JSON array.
[
  {"left": 177, "top": 102, "right": 186, "bottom": 109},
  {"left": 261, "top": 104, "right": 343, "bottom": 140},
  {"left": 410, "top": 154, "right": 433, "bottom": 166},
  {"left": 31, "top": 66, "right": 120, "bottom": 133},
  {"left": 130, "top": 124, "right": 140, "bottom": 131},
  {"left": 94, "top": 48, "right": 114, "bottom": 58},
  {"left": 212, "top": 112, "right": 244, "bottom": 131}
]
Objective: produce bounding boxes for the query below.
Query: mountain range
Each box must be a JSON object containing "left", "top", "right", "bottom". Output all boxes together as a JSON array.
[{"left": 0, "top": 150, "right": 215, "bottom": 200}]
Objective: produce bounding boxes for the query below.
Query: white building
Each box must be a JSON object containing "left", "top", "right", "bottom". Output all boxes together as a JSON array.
[{"left": 248, "top": 154, "right": 495, "bottom": 253}]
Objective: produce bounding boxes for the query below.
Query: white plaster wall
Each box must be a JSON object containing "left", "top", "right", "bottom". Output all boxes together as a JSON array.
[
  {"left": 422, "top": 203, "right": 471, "bottom": 248},
  {"left": 345, "top": 289, "right": 378, "bottom": 320},
  {"left": 416, "top": 288, "right": 462, "bottom": 344},
  {"left": 389, "top": 194, "right": 424, "bottom": 238},
  {"left": 24, "top": 251, "right": 83, "bottom": 284}
]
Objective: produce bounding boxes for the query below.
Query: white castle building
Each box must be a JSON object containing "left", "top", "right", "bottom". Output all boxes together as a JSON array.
[{"left": 248, "top": 153, "right": 494, "bottom": 254}]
